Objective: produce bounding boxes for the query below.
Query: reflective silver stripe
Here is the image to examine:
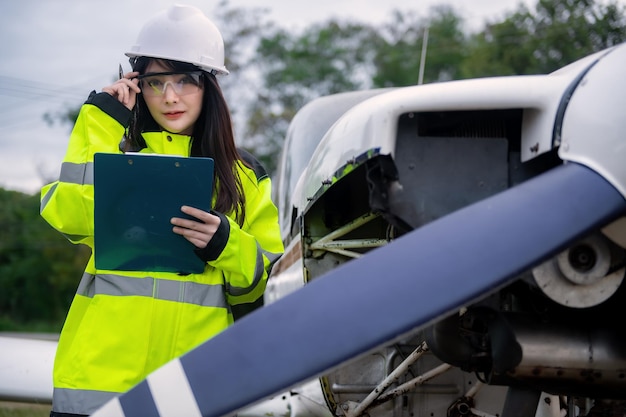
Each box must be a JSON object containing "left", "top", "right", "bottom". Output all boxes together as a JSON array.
[
  {"left": 77, "top": 272, "right": 96, "bottom": 297},
  {"left": 184, "top": 281, "right": 227, "bottom": 307},
  {"left": 226, "top": 244, "right": 280, "bottom": 297},
  {"left": 53, "top": 387, "right": 119, "bottom": 415},
  {"left": 264, "top": 249, "right": 283, "bottom": 267},
  {"left": 59, "top": 161, "right": 94, "bottom": 185},
  {"left": 40, "top": 162, "right": 93, "bottom": 213},
  {"left": 40, "top": 183, "right": 89, "bottom": 245},
  {"left": 76, "top": 273, "right": 228, "bottom": 309},
  {"left": 225, "top": 245, "right": 262, "bottom": 296},
  {"left": 40, "top": 182, "right": 58, "bottom": 212}
]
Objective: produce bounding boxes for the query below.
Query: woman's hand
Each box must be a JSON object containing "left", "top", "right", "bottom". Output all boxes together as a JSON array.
[
  {"left": 171, "top": 205, "right": 221, "bottom": 249},
  {"left": 102, "top": 71, "right": 141, "bottom": 110}
]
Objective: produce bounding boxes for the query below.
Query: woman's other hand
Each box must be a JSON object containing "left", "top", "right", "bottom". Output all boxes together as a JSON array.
[
  {"left": 102, "top": 71, "right": 141, "bottom": 110},
  {"left": 171, "top": 205, "right": 221, "bottom": 249}
]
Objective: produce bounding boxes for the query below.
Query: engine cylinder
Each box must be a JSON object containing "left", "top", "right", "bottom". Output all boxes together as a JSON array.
[{"left": 494, "top": 315, "right": 626, "bottom": 399}]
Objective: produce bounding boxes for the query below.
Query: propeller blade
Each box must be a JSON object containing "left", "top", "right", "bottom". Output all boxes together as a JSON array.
[{"left": 93, "top": 162, "right": 626, "bottom": 417}]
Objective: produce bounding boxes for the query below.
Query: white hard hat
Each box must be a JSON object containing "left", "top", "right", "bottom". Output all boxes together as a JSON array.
[{"left": 125, "top": 4, "right": 229, "bottom": 75}]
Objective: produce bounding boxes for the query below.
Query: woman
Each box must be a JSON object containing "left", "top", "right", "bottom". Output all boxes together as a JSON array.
[{"left": 40, "top": 5, "right": 283, "bottom": 416}]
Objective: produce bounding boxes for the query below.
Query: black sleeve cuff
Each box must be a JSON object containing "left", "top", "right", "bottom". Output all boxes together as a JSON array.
[
  {"left": 194, "top": 210, "right": 230, "bottom": 263},
  {"left": 85, "top": 90, "right": 132, "bottom": 128}
]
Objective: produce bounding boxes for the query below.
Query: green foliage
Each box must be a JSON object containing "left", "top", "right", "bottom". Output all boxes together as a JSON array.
[
  {"left": 244, "top": 20, "right": 379, "bottom": 173},
  {"left": 460, "top": 8, "right": 537, "bottom": 77},
  {"left": 460, "top": 0, "right": 626, "bottom": 77},
  {"left": 0, "top": 188, "right": 88, "bottom": 331},
  {"left": 373, "top": 6, "right": 467, "bottom": 86},
  {"left": 532, "top": 0, "right": 626, "bottom": 71},
  {"left": 372, "top": 10, "right": 428, "bottom": 87},
  {"left": 213, "top": 0, "right": 274, "bottom": 75}
]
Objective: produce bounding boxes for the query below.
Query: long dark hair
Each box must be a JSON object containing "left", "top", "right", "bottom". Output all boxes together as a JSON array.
[{"left": 126, "top": 57, "right": 247, "bottom": 225}]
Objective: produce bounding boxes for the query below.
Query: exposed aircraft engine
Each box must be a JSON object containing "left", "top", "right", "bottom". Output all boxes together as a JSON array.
[
  {"left": 532, "top": 233, "right": 625, "bottom": 308},
  {"left": 426, "top": 295, "right": 626, "bottom": 399},
  {"left": 266, "top": 42, "right": 626, "bottom": 417}
]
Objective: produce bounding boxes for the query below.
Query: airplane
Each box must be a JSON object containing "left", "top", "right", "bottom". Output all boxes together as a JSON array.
[{"left": 1, "top": 41, "right": 625, "bottom": 417}]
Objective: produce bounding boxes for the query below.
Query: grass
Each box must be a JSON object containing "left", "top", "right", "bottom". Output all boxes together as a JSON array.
[
  {"left": 0, "top": 402, "right": 50, "bottom": 417},
  {"left": 0, "top": 316, "right": 63, "bottom": 333}
]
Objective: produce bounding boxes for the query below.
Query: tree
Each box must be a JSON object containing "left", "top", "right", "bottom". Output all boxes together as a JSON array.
[
  {"left": 211, "top": 0, "right": 274, "bottom": 133},
  {"left": 461, "top": 0, "right": 626, "bottom": 77},
  {"left": 0, "top": 188, "right": 88, "bottom": 330},
  {"left": 373, "top": 6, "right": 467, "bottom": 86},
  {"left": 246, "top": 20, "right": 380, "bottom": 173},
  {"left": 531, "top": 0, "right": 626, "bottom": 72},
  {"left": 460, "top": 6, "right": 536, "bottom": 77}
]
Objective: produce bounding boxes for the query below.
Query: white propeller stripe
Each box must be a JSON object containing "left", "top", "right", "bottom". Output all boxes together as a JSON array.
[
  {"left": 148, "top": 358, "right": 203, "bottom": 417},
  {"left": 93, "top": 397, "right": 125, "bottom": 417}
]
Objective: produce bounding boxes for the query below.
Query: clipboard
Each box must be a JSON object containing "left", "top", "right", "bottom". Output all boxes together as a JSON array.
[{"left": 93, "top": 152, "right": 214, "bottom": 274}]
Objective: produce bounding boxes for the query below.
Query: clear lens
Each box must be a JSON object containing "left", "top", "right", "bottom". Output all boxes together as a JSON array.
[{"left": 139, "top": 71, "right": 203, "bottom": 96}]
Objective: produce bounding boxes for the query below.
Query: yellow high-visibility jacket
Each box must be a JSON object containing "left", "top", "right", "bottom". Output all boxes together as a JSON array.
[{"left": 41, "top": 91, "right": 283, "bottom": 415}]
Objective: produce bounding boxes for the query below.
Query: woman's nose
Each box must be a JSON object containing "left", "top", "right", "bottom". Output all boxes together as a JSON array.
[{"left": 162, "top": 81, "right": 179, "bottom": 102}]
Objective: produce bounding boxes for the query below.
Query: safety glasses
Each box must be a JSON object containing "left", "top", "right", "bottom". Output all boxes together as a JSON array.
[{"left": 138, "top": 71, "right": 204, "bottom": 97}]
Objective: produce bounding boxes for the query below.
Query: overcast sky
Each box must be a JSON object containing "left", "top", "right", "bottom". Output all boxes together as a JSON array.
[{"left": 0, "top": 0, "right": 617, "bottom": 194}]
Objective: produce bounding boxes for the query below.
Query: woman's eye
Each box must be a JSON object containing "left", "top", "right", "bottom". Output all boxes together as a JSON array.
[
  {"left": 147, "top": 79, "right": 163, "bottom": 88},
  {"left": 180, "top": 75, "right": 199, "bottom": 85}
]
